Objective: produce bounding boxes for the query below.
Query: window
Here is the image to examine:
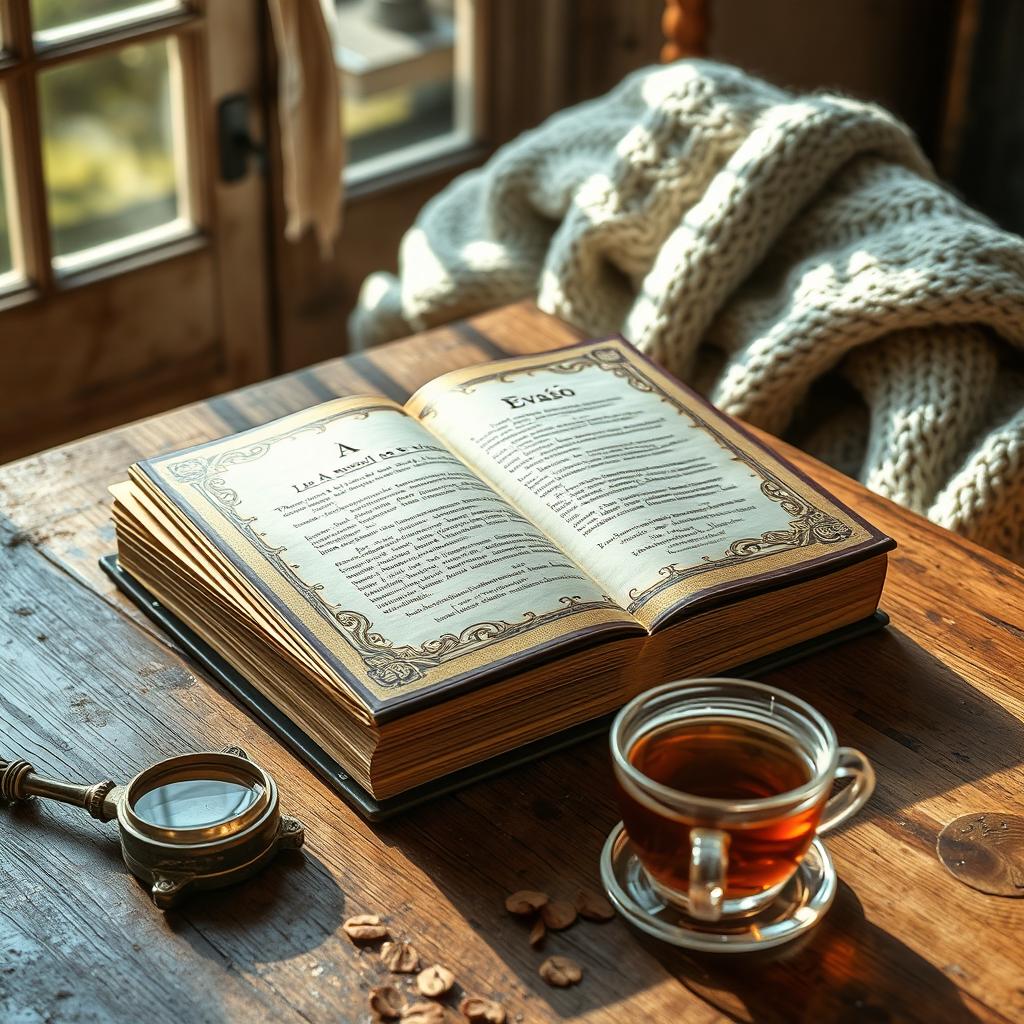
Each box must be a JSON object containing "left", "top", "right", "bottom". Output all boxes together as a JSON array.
[
  {"left": 0, "top": 0, "right": 201, "bottom": 288},
  {"left": 37, "top": 33, "right": 189, "bottom": 271},
  {"left": 30, "top": 0, "right": 178, "bottom": 38},
  {"left": 335, "top": 0, "right": 477, "bottom": 185},
  {"left": 0, "top": 0, "right": 270, "bottom": 462},
  {"left": 0, "top": 133, "right": 14, "bottom": 279}
]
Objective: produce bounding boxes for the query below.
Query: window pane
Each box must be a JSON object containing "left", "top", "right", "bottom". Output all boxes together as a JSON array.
[
  {"left": 38, "top": 39, "right": 182, "bottom": 262},
  {"left": 31, "top": 0, "right": 181, "bottom": 39},
  {"left": 337, "top": 0, "right": 472, "bottom": 173},
  {"left": 0, "top": 138, "right": 12, "bottom": 275},
  {"left": 346, "top": 81, "right": 454, "bottom": 165}
]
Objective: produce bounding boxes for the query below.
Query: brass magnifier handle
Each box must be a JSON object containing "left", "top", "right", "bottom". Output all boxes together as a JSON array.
[
  {"left": 0, "top": 757, "right": 122, "bottom": 822},
  {"left": 3, "top": 748, "right": 304, "bottom": 909}
]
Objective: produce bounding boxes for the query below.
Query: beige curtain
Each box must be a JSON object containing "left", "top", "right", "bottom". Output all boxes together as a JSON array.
[{"left": 267, "top": 0, "right": 345, "bottom": 257}]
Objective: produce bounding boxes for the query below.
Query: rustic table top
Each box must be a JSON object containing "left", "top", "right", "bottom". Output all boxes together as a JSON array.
[{"left": 2, "top": 301, "right": 1023, "bottom": 1024}]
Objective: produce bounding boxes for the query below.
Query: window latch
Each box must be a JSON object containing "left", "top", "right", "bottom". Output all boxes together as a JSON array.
[{"left": 217, "top": 94, "right": 266, "bottom": 183}]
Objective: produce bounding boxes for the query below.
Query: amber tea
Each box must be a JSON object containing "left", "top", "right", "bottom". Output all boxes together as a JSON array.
[
  {"left": 617, "top": 718, "right": 826, "bottom": 898},
  {"left": 608, "top": 678, "right": 875, "bottom": 930}
]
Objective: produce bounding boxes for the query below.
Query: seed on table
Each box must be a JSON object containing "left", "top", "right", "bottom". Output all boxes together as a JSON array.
[
  {"left": 343, "top": 914, "right": 389, "bottom": 943},
  {"left": 402, "top": 1001, "right": 445, "bottom": 1023},
  {"left": 460, "top": 995, "right": 507, "bottom": 1023},
  {"left": 539, "top": 955, "right": 583, "bottom": 988},
  {"left": 504, "top": 889, "right": 548, "bottom": 915},
  {"left": 528, "top": 917, "right": 545, "bottom": 948},
  {"left": 368, "top": 984, "right": 405, "bottom": 1020},
  {"left": 574, "top": 889, "right": 615, "bottom": 922},
  {"left": 540, "top": 899, "right": 577, "bottom": 930},
  {"left": 416, "top": 964, "right": 455, "bottom": 997},
  {"left": 381, "top": 940, "right": 421, "bottom": 973}
]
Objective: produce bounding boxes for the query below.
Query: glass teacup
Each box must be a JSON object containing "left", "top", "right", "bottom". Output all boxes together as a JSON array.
[{"left": 610, "top": 678, "right": 874, "bottom": 922}]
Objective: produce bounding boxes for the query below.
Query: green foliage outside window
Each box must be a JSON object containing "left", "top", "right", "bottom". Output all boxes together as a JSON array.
[{"left": 0, "top": 1, "right": 178, "bottom": 268}]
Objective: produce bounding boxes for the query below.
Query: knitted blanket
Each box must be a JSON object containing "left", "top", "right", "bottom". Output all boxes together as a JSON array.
[{"left": 351, "top": 61, "right": 1024, "bottom": 563}]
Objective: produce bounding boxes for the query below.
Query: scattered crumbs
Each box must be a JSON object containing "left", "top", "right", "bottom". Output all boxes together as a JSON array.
[
  {"left": 416, "top": 964, "right": 454, "bottom": 998},
  {"left": 540, "top": 899, "right": 576, "bottom": 931},
  {"left": 380, "top": 940, "right": 420, "bottom": 973},
  {"left": 368, "top": 984, "right": 404, "bottom": 1020},
  {"left": 343, "top": 913, "right": 389, "bottom": 943},
  {"left": 539, "top": 955, "right": 583, "bottom": 988},
  {"left": 14, "top": 606, "right": 33, "bottom": 617},
  {"left": 460, "top": 996, "right": 506, "bottom": 1023},
  {"left": 504, "top": 890, "right": 548, "bottom": 916},
  {"left": 574, "top": 889, "right": 615, "bottom": 922}
]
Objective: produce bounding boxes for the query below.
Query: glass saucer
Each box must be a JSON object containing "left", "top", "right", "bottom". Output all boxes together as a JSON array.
[{"left": 600, "top": 822, "right": 837, "bottom": 953}]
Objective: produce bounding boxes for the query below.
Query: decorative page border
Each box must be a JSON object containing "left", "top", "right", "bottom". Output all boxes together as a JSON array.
[
  {"left": 148, "top": 399, "right": 624, "bottom": 701},
  {"left": 410, "top": 339, "right": 885, "bottom": 622}
]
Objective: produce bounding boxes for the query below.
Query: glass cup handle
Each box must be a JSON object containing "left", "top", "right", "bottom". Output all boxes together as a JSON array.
[
  {"left": 689, "top": 827, "right": 729, "bottom": 921},
  {"left": 817, "top": 746, "right": 876, "bottom": 834}
]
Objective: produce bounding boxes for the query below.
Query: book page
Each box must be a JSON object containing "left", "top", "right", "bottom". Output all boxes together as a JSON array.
[
  {"left": 406, "top": 340, "right": 879, "bottom": 630},
  {"left": 139, "top": 397, "right": 635, "bottom": 710}
]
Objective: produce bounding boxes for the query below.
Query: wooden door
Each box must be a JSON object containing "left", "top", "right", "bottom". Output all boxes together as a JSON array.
[
  {"left": 0, "top": 0, "right": 271, "bottom": 462},
  {"left": 269, "top": 0, "right": 669, "bottom": 371}
]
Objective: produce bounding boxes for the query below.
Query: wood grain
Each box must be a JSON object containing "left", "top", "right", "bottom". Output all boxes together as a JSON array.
[{"left": 2, "top": 301, "right": 1023, "bottom": 1023}]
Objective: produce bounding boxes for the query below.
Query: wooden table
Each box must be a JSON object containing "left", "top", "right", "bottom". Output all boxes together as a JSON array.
[{"left": 2, "top": 301, "right": 1023, "bottom": 1024}]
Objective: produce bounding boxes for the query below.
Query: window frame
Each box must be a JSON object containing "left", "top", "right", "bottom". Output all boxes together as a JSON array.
[
  {"left": 268, "top": 0, "right": 584, "bottom": 372},
  {"left": 339, "top": 0, "right": 481, "bottom": 191},
  {"left": 0, "top": 0, "right": 209, "bottom": 309},
  {"left": 0, "top": 0, "right": 273, "bottom": 464}
]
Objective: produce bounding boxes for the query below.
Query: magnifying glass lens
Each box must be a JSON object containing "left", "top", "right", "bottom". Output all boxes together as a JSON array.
[
  {"left": 132, "top": 775, "right": 264, "bottom": 829},
  {"left": 0, "top": 747, "right": 304, "bottom": 908}
]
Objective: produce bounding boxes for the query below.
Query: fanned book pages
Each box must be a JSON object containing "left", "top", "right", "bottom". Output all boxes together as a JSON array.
[{"left": 110, "top": 338, "right": 894, "bottom": 799}]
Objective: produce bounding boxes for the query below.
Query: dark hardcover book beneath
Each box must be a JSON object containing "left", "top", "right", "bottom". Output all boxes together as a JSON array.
[{"left": 101, "top": 554, "right": 889, "bottom": 821}]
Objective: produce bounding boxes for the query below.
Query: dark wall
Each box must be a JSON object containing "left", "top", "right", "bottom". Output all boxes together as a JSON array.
[
  {"left": 952, "top": 0, "right": 1024, "bottom": 234},
  {"left": 553, "top": 0, "right": 959, "bottom": 160},
  {"left": 709, "top": 0, "right": 957, "bottom": 158}
]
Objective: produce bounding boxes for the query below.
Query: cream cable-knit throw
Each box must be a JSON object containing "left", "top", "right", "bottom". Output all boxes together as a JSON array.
[{"left": 352, "top": 61, "right": 1024, "bottom": 563}]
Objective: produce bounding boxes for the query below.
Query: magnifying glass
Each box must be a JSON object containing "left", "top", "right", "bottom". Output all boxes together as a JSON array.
[{"left": 1, "top": 746, "right": 305, "bottom": 909}]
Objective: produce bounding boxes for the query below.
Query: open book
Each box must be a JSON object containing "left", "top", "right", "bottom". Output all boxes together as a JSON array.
[{"left": 111, "top": 338, "right": 893, "bottom": 799}]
